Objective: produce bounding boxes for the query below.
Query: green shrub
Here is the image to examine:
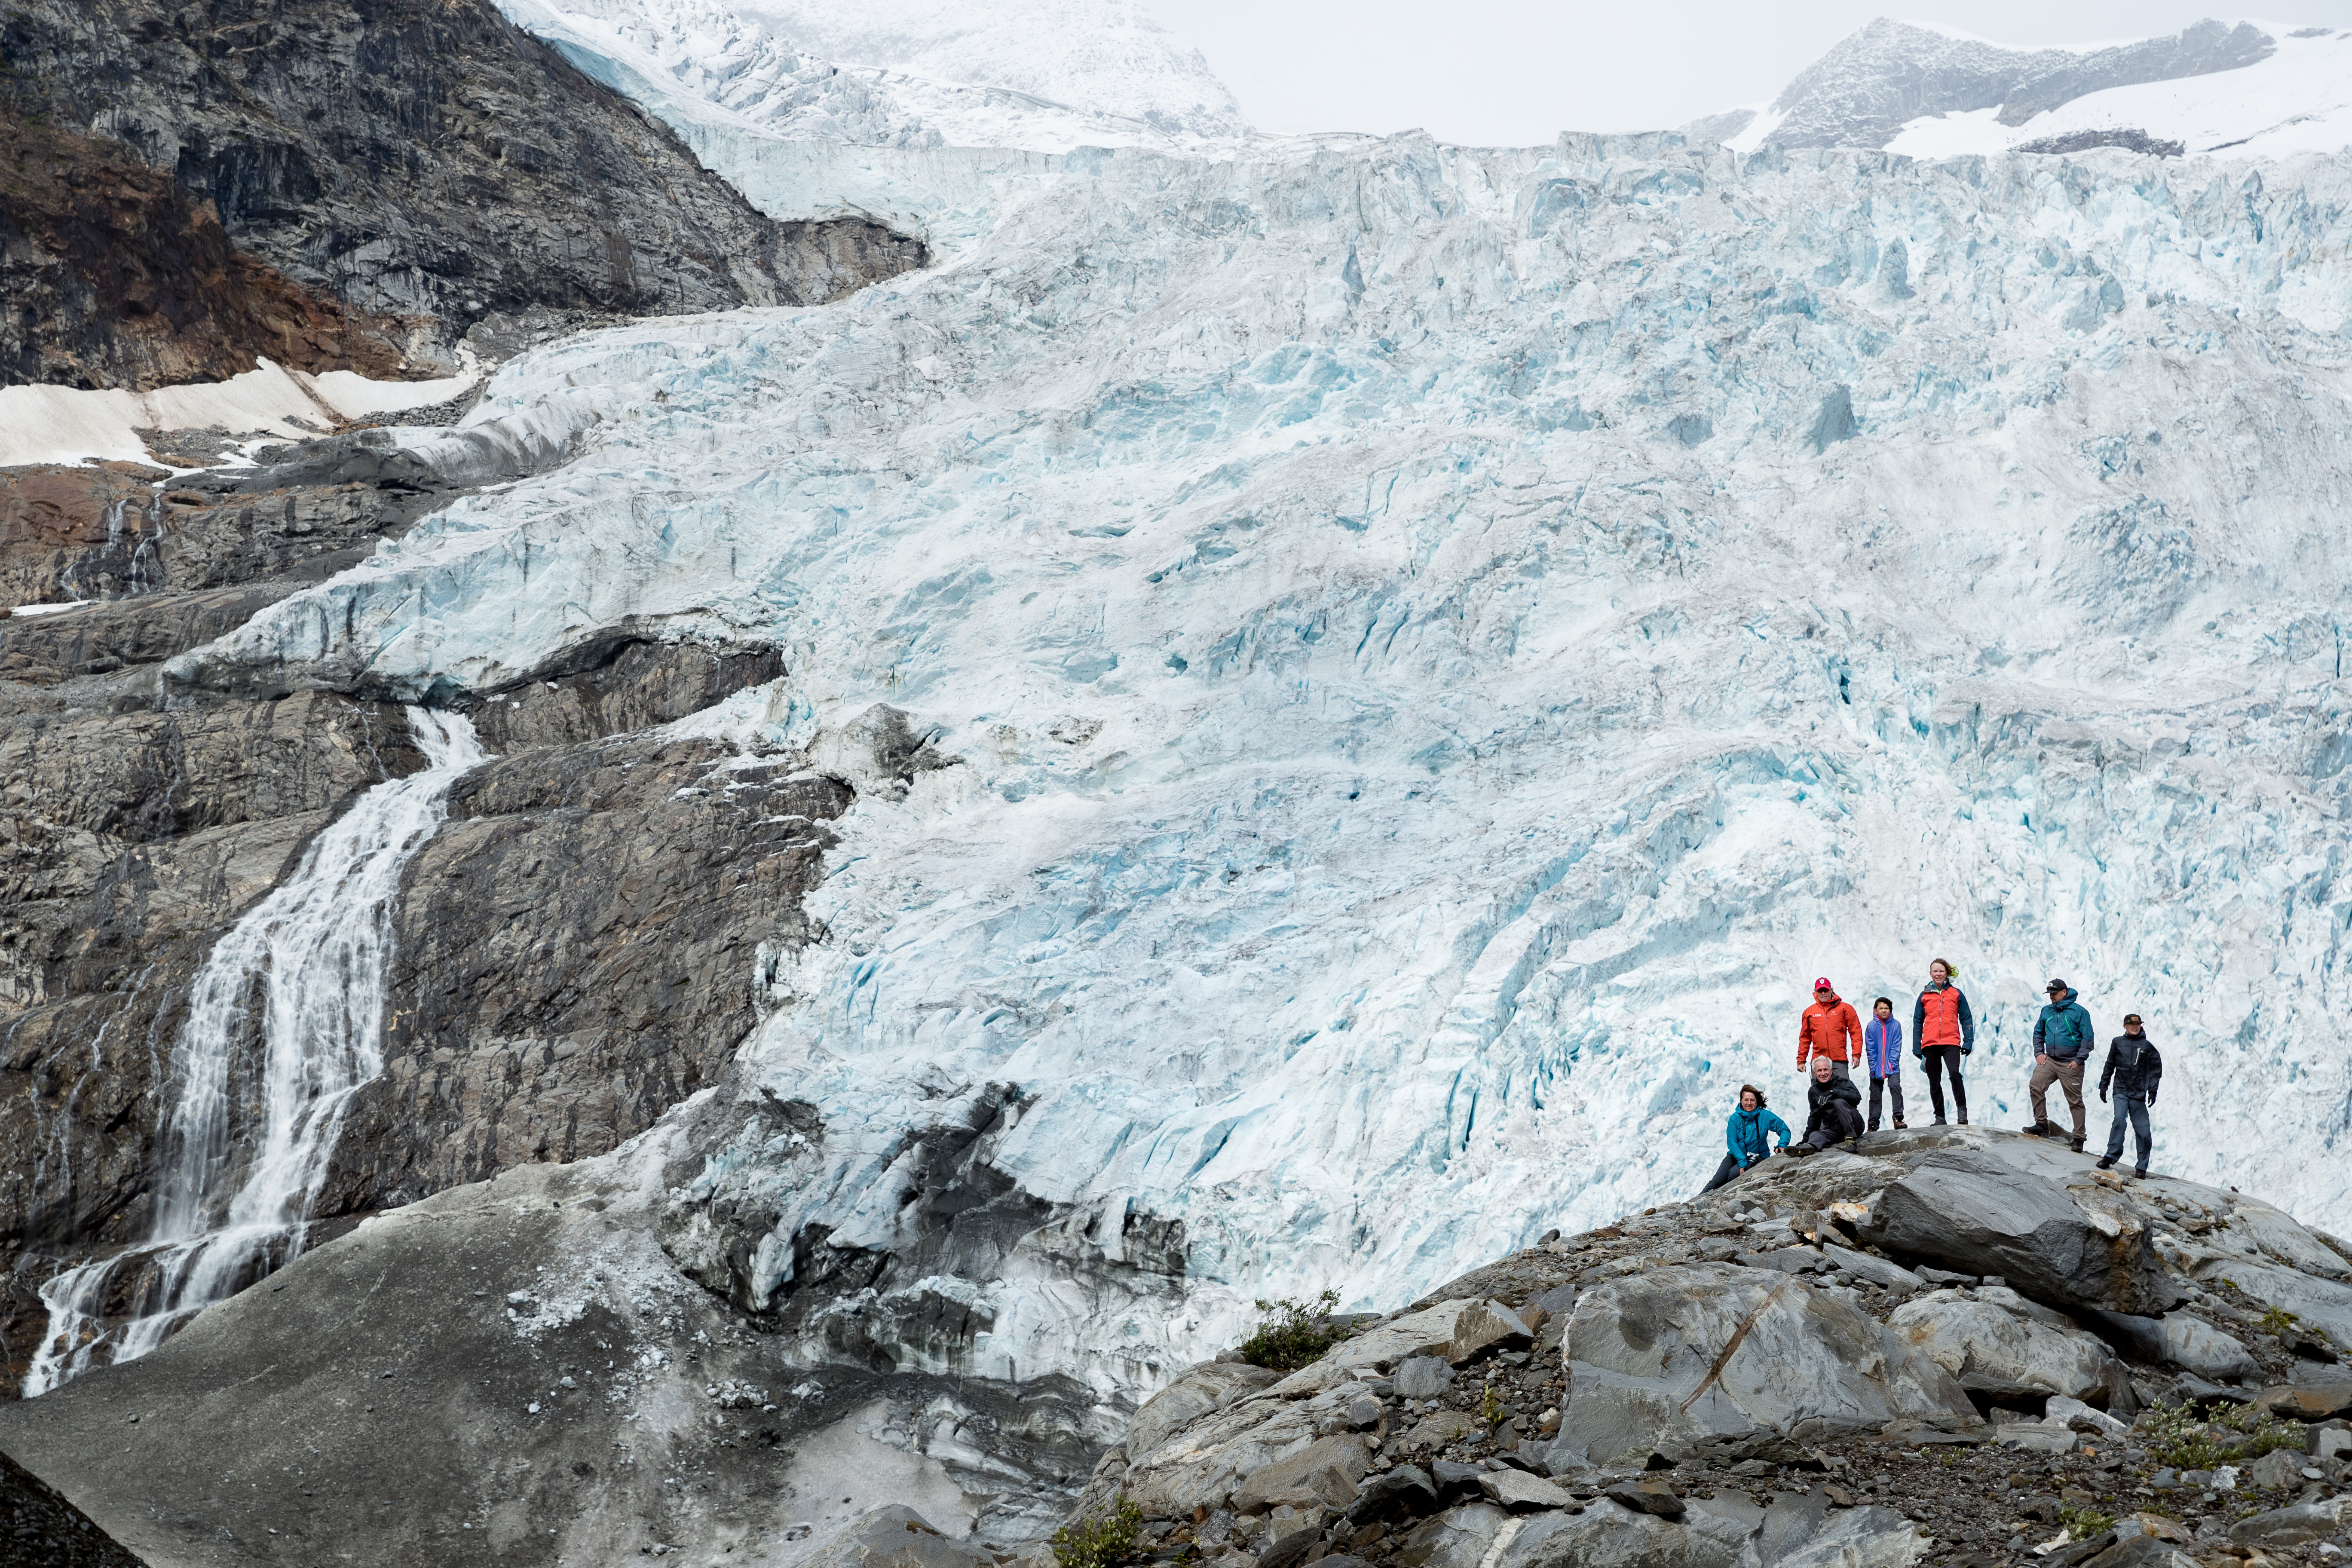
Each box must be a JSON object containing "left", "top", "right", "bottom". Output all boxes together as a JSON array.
[
  {"left": 1052, "top": 1497, "right": 1144, "bottom": 1568},
  {"left": 2059, "top": 1505, "right": 2116, "bottom": 1540},
  {"left": 2141, "top": 1402, "right": 2233, "bottom": 1470},
  {"left": 2256, "top": 1305, "right": 2300, "bottom": 1339},
  {"left": 1237, "top": 1289, "right": 1353, "bottom": 1371}
]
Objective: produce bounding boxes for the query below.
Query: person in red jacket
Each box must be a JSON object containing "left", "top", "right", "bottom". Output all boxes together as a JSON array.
[
  {"left": 1910, "top": 957, "right": 1972, "bottom": 1126},
  {"left": 1798, "top": 977, "right": 1862, "bottom": 1081}
]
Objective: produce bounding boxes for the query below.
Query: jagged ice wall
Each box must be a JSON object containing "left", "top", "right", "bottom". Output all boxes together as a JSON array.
[{"left": 172, "top": 135, "right": 2352, "bottom": 1401}]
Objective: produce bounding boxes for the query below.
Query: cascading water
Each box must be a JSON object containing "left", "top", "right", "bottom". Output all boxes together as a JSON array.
[{"left": 22, "top": 707, "right": 487, "bottom": 1396}]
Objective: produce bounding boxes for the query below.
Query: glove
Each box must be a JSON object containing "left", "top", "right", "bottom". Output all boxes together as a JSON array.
[
  {"left": 1960, "top": 1045, "right": 1972, "bottom": 1055},
  {"left": 2099, "top": 1092, "right": 2108, "bottom": 1104}
]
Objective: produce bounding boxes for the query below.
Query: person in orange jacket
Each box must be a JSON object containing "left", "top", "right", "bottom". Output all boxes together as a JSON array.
[{"left": 1798, "top": 977, "right": 1862, "bottom": 1081}]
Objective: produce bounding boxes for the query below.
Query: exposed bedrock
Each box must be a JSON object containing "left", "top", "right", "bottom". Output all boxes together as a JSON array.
[
  {"left": 323, "top": 735, "right": 849, "bottom": 1212},
  {"left": 0, "top": 0, "right": 928, "bottom": 387},
  {"left": 0, "top": 1133, "right": 1118, "bottom": 1567}
]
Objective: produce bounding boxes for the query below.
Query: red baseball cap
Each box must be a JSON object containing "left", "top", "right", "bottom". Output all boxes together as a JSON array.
[{"left": 1813, "top": 976, "right": 1833, "bottom": 991}]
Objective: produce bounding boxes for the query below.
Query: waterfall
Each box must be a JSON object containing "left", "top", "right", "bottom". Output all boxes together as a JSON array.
[{"left": 23, "top": 707, "right": 488, "bottom": 1397}]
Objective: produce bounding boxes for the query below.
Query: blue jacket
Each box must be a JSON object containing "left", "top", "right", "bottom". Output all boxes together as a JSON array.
[
  {"left": 2034, "top": 988, "right": 2095, "bottom": 1062},
  {"left": 1863, "top": 1017, "right": 1903, "bottom": 1077},
  {"left": 1726, "top": 1105, "right": 1792, "bottom": 1166}
]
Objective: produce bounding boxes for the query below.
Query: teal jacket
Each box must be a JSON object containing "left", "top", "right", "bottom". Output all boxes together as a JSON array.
[
  {"left": 1726, "top": 1105, "right": 1793, "bottom": 1166},
  {"left": 2034, "top": 987, "right": 2095, "bottom": 1062}
]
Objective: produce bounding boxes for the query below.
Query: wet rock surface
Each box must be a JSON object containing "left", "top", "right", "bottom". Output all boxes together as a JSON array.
[
  {"left": 324, "top": 738, "right": 850, "bottom": 1212},
  {"left": 0, "top": 1120, "right": 1112, "bottom": 1566}
]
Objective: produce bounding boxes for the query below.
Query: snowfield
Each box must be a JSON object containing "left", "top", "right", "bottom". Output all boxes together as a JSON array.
[{"left": 172, "top": 129, "right": 2352, "bottom": 1400}]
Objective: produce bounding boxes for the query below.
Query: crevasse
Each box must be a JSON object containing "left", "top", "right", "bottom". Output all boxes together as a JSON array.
[{"left": 168, "top": 135, "right": 2352, "bottom": 1401}]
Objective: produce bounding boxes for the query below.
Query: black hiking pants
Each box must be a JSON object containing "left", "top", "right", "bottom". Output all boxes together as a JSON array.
[{"left": 1922, "top": 1046, "right": 1967, "bottom": 1122}]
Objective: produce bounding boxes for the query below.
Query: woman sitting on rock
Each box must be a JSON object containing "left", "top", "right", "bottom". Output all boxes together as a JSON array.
[
  {"left": 1788, "top": 1054, "right": 1865, "bottom": 1155},
  {"left": 1704, "top": 1084, "right": 1791, "bottom": 1191}
]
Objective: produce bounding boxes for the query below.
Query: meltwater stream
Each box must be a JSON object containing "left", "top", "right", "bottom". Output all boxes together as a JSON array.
[{"left": 23, "top": 708, "right": 487, "bottom": 1396}]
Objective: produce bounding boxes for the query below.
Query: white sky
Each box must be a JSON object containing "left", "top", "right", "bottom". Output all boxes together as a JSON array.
[{"left": 1145, "top": 2, "right": 2352, "bottom": 144}]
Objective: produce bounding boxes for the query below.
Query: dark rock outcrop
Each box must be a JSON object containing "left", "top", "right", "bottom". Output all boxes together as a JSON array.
[
  {"left": 322, "top": 736, "right": 849, "bottom": 1212},
  {"left": 1862, "top": 1148, "right": 2184, "bottom": 1316},
  {"left": 0, "top": 0, "right": 928, "bottom": 387},
  {"left": 0, "top": 110, "right": 416, "bottom": 392}
]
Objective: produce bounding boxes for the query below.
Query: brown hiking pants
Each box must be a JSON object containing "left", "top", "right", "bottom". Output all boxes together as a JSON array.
[{"left": 2030, "top": 1058, "right": 2087, "bottom": 1139}]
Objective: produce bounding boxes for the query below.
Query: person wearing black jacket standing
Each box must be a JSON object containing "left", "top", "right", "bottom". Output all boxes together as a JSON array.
[{"left": 2096, "top": 1014, "right": 2163, "bottom": 1179}]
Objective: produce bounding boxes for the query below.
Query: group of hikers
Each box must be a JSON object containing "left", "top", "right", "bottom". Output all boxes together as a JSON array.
[{"left": 1704, "top": 961, "right": 2166, "bottom": 1192}]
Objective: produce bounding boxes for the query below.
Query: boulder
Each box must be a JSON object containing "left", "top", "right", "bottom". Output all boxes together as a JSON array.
[
  {"left": 1267, "top": 1300, "right": 1490, "bottom": 1395},
  {"left": 1395, "top": 1502, "right": 1511, "bottom": 1568},
  {"left": 1492, "top": 1486, "right": 1926, "bottom": 1568},
  {"left": 1348, "top": 1467, "right": 1441, "bottom": 1525},
  {"left": 1603, "top": 1482, "right": 1687, "bottom": 1519},
  {"left": 1863, "top": 1151, "right": 2183, "bottom": 1315},
  {"left": 1395, "top": 1356, "right": 1456, "bottom": 1400},
  {"left": 1548, "top": 1264, "right": 1975, "bottom": 1469},
  {"left": 2161, "top": 1317, "right": 2261, "bottom": 1382},
  {"left": 1480, "top": 1471, "right": 1576, "bottom": 1512},
  {"left": 2255, "top": 1372, "right": 2352, "bottom": 1421},
  {"left": 799, "top": 1507, "right": 992, "bottom": 1568},
  {"left": 1996, "top": 1421, "right": 2076, "bottom": 1454},
  {"left": 2190, "top": 1260, "right": 2352, "bottom": 1349},
  {"left": 1257, "top": 1529, "right": 1326, "bottom": 1568},
  {"left": 1449, "top": 1302, "right": 1536, "bottom": 1364},
  {"left": 2242, "top": 1449, "right": 2306, "bottom": 1492},
  {"left": 2078, "top": 1536, "right": 2199, "bottom": 1568},
  {"left": 1394, "top": 1409, "right": 1485, "bottom": 1455},
  {"left": 1125, "top": 1362, "right": 1282, "bottom": 1459},
  {"left": 1886, "top": 1292, "right": 2126, "bottom": 1404},
  {"left": 2228, "top": 1497, "right": 2352, "bottom": 1547},
  {"left": 1232, "top": 1433, "right": 1372, "bottom": 1514}
]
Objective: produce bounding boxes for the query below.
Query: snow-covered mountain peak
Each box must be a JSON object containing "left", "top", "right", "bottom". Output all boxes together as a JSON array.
[
  {"left": 495, "top": 0, "right": 1255, "bottom": 156},
  {"left": 1701, "top": 15, "right": 2352, "bottom": 161},
  {"left": 730, "top": 0, "right": 1249, "bottom": 139}
]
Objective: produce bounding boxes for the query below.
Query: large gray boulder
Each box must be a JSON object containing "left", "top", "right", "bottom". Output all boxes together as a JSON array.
[
  {"left": 1887, "top": 1288, "right": 2130, "bottom": 1405},
  {"left": 798, "top": 1507, "right": 993, "bottom": 1568},
  {"left": 1863, "top": 1151, "right": 2184, "bottom": 1314},
  {"left": 1547, "top": 1264, "right": 1976, "bottom": 1468},
  {"left": 1489, "top": 1488, "right": 1926, "bottom": 1568}
]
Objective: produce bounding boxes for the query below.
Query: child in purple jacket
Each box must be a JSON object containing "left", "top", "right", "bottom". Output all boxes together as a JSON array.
[{"left": 1864, "top": 996, "right": 1906, "bottom": 1132}]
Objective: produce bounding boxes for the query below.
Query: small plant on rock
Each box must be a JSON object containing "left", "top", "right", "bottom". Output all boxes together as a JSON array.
[
  {"left": 1480, "top": 1383, "right": 1506, "bottom": 1427},
  {"left": 1052, "top": 1496, "right": 1144, "bottom": 1568},
  {"left": 2058, "top": 1505, "right": 2116, "bottom": 1540},
  {"left": 2255, "top": 1304, "right": 2299, "bottom": 1339},
  {"left": 1237, "top": 1289, "right": 1352, "bottom": 1371},
  {"left": 2141, "top": 1402, "right": 2232, "bottom": 1470}
]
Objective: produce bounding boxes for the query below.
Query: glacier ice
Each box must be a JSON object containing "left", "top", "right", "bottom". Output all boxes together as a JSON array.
[{"left": 170, "top": 132, "right": 2352, "bottom": 1401}]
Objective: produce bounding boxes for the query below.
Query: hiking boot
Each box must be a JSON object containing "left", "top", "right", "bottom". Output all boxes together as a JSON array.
[
  {"left": 2130, "top": 1167, "right": 2148, "bottom": 1180},
  {"left": 2096, "top": 1155, "right": 2117, "bottom": 1170},
  {"left": 1931, "top": 1117, "right": 1947, "bottom": 1127},
  {"left": 2071, "top": 1135, "right": 2086, "bottom": 1154},
  {"left": 1957, "top": 1111, "right": 1968, "bottom": 1126},
  {"left": 1843, "top": 1138, "right": 1862, "bottom": 1152},
  {"left": 1782, "top": 1142, "right": 1815, "bottom": 1158},
  {"left": 1893, "top": 1119, "right": 1908, "bottom": 1130}
]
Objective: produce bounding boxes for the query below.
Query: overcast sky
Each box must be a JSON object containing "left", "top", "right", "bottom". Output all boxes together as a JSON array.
[{"left": 1146, "top": 1, "right": 2352, "bottom": 144}]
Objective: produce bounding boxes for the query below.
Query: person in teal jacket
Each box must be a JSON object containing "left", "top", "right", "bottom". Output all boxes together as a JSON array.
[
  {"left": 1703, "top": 1084, "right": 1792, "bottom": 1192},
  {"left": 2030, "top": 977, "right": 2096, "bottom": 1152}
]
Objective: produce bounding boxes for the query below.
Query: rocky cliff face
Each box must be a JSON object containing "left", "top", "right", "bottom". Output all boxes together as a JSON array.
[
  {"left": 0, "top": 416, "right": 841, "bottom": 1389},
  {"left": 0, "top": 0, "right": 928, "bottom": 388}
]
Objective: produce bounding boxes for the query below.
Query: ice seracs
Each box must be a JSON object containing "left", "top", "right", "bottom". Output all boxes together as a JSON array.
[{"left": 163, "top": 121, "right": 2352, "bottom": 1407}]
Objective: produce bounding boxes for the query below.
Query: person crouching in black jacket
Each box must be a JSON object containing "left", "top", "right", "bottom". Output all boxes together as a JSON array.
[
  {"left": 2096, "top": 1013, "right": 2163, "bottom": 1179},
  {"left": 1787, "top": 1055, "right": 1865, "bottom": 1155}
]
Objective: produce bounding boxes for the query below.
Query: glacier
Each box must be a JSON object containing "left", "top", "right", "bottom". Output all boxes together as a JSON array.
[{"left": 167, "top": 131, "right": 2352, "bottom": 1408}]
